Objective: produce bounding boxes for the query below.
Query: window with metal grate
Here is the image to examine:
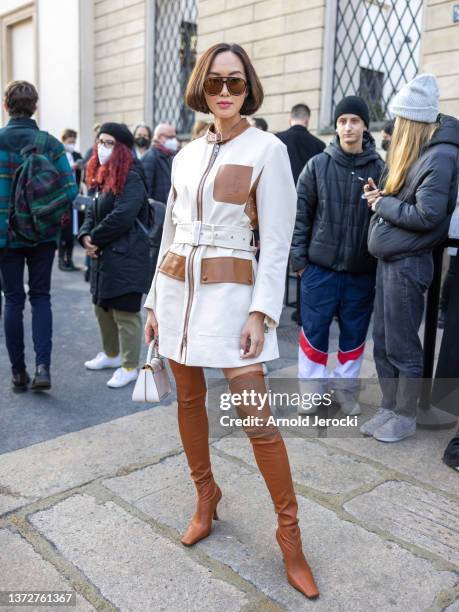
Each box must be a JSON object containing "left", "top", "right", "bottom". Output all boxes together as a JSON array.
[
  {"left": 331, "top": 0, "right": 424, "bottom": 125},
  {"left": 153, "top": 0, "right": 198, "bottom": 137}
]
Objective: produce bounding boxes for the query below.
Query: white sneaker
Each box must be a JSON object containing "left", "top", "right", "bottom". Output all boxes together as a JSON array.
[
  {"left": 106, "top": 367, "right": 138, "bottom": 388},
  {"left": 84, "top": 352, "right": 122, "bottom": 370}
]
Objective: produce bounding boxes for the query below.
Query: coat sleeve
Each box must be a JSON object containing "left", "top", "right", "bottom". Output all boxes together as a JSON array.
[
  {"left": 375, "top": 155, "right": 456, "bottom": 232},
  {"left": 90, "top": 172, "right": 145, "bottom": 247},
  {"left": 144, "top": 156, "right": 178, "bottom": 311},
  {"left": 290, "top": 158, "right": 318, "bottom": 272},
  {"left": 248, "top": 140, "right": 296, "bottom": 327}
]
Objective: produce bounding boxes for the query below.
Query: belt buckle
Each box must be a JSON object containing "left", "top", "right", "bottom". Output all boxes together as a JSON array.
[{"left": 190, "top": 220, "right": 202, "bottom": 246}]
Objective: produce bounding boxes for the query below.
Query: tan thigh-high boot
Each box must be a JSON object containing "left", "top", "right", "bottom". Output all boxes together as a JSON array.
[
  {"left": 228, "top": 370, "right": 319, "bottom": 599},
  {"left": 169, "top": 359, "right": 222, "bottom": 546}
]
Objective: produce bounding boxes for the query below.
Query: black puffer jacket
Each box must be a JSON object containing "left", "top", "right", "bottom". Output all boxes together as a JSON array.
[
  {"left": 78, "top": 159, "right": 151, "bottom": 300},
  {"left": 368, "top": 114, "right": 459, "bottom": 261},
  {"left": 291, "top": 132, "right": 384, "bottom": 274}
]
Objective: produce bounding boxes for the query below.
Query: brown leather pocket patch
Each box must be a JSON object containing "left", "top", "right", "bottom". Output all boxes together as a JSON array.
[
  {"left": 201, "top": 257, "right": 253, "bottom": 285},
  {"left": 158, "top": 251, "right": 186, "bottom": 281},
  {"left": 213, "top": 164, "right": 253, "bottom": 204}
]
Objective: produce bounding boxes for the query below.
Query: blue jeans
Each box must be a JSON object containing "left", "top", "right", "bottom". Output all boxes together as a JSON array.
[
  {"left": 0, "top": 243, "right": 56, "bottom": 373},
  {"left": 373, "top": 253, "right": 434, "bottom": 417}
]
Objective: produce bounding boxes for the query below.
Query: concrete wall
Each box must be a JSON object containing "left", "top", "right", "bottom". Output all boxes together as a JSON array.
[
  {"left": 0, "top": 0, "right": 85, "bottom": 148},
  {"left": 94, "top": 0, "right": 147, "bottom": 128},
  {"left": 421, "top": 0, "right": 459, "bottom": 117},
  {"left": 37, "top": 0, "right": 80, "bottom": 141},
  {"left": 197, "top": 0, "right": 326, "bottom": 134}
]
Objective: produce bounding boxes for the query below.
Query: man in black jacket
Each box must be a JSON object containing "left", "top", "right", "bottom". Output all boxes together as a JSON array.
[
  {"left": 290, "top": 96, "right": 384, "bottom": 415},
  {"left": 141, "top": 122, "right": 177, "bottom": 204},
  {"left": 276, "top": 104, "right": 325, "bottom": 184}
]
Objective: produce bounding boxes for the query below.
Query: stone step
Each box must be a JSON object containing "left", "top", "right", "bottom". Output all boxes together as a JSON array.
[
  {"left": 103, "top": 451, "right": 456, "bottom": 611},
  {"left": 29, "top": 494, "right": 249, "bottom": 612}
]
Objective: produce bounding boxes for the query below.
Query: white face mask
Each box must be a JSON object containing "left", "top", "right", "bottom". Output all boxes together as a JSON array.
[
  {"left": 98, "top": 144, "right": 112, "bottom": 165},
  {"left": 64, "top": 143, "right": 75, "bottom": 153},
  {"left": 163, "top": 137, "right": 178, "bottom": 152}
]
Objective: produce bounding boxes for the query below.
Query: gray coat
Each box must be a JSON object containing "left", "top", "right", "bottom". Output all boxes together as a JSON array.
[{"left": 368, "top": 114, "right": 459, "bottom": 261}]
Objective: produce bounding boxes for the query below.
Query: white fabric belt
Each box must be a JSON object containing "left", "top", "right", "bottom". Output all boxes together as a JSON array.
[{"left": 174, "top": 221, "right": 254, "bottom": 251}]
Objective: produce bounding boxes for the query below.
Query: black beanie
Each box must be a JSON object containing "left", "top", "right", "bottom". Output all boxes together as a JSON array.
[
  {"left": 334, "top": 96, "right": 370, "bottom": 128},
  {"left": 99, "top": 122, "right": 134, "bottom": 149}
]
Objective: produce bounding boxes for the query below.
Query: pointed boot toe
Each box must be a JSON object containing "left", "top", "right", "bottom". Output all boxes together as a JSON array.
[
  {"left": 181, "top": 485, "right": 222, "bottom": 546},
  {"left": 276, "top": 530, "right": 319, "bottom": 599}
]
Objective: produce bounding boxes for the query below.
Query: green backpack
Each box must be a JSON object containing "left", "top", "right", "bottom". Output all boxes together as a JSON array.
[{"left": 8, "top": 131, "right": 69, "bottom": 244}]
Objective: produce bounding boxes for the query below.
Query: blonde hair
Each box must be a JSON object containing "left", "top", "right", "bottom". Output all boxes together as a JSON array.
[{"left": 384, "top": 117, "right": 437, "bottom": 195}]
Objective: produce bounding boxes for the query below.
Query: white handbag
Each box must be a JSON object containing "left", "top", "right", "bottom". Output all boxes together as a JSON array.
[{"left": 132, "top": 342, "right": 171, "bottom": 403}]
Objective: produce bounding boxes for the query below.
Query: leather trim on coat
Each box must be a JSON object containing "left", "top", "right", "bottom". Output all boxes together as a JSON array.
[
  {"left": 244, "top": 170, "right": 263, "bottom": 229},
  {"left": 213, "top": 164, "right": 253, "bottom": 204},
  {"left": 158, "top": 251, "right": 186, "bottom": 281},
  {"left": 201, "top": 257, "right": 253, "bottom": 285}
]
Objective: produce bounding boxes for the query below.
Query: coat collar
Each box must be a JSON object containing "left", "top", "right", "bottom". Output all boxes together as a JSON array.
[
  {"left": 206, "top": 117, "right": 250, "bottom": 144},
  {"left": 7, "top": 117, "right": 38, "bottom": 129}
]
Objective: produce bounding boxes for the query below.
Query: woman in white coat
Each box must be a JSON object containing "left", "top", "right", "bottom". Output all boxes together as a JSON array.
[{"left": 144, "top": 43, "right": 319, "bottom": 599}]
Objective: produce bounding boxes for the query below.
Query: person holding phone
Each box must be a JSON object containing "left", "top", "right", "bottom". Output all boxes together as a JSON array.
[
  {"left": 290, "top": 96, "right": 384, "bottom": 415},
  {"left": 365, "top": 74, "right": 459, "bottom": 442},
  {"left": 144, "top": 43, "right": 319, "bottom": 599}
]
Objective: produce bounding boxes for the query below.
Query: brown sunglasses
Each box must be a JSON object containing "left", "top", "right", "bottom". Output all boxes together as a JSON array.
[{"left": 203, "top": 76, "right": 247, "bottom": 96}]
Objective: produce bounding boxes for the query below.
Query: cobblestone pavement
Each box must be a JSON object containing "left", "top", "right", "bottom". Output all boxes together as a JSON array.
[{"left": 0, "top": 247, "right": 458, "bottom": 611}]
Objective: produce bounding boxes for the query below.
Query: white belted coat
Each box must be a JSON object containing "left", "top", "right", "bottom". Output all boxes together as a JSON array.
[{"left": 144, "top": 119, "right": 296, "bottom": 367}]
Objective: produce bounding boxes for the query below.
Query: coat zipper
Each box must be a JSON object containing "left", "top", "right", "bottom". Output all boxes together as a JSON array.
[{"left": 180, "top": 143, "right": 220, "bottom": 361}]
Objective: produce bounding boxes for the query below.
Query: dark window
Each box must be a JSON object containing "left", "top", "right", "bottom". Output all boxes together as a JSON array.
[{"left": 359, "top": 67, "right": 385, "bottom": 121}]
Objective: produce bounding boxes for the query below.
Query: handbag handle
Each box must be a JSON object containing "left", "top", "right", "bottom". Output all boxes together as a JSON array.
[{"left": 146, "top": 340, "right": 160, "bottom": 363}]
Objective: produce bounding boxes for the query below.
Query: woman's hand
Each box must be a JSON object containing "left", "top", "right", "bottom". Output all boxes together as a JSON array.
[
  {"left": 145, "top": 309, "right": 159, "bottom": 345},
  {"left": 364, "top": 177, "right": 384, "bottom": 211},
  {"left": 82, "top": 235, "right": 99, "bottom": 259},
  {"left": 240, "top": 311, "right": 265, "bottom": 360}
]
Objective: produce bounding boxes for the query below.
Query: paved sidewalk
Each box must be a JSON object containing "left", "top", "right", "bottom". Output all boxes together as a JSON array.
[{"left": 0, "top": 249, "right": 458, "bottom": 611}]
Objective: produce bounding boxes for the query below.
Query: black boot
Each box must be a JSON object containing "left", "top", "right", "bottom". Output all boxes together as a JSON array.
[
  {"left": 12, "top": 371, "right": 31, "bottom": 393},
  {"left": 58, "top": 242, "right": 69, "bottom": 271},
  {"left": 64, "top": 242, "right": 80, "bottom": 271},
  {"left": 65, "top": 259, "right": 80, "bottom": 271},
  {"left": 443, "top": 437, "right": 459, "bottom": 471},
  {"left": 31, "top": 365, "right": 51, "bottom": 391}
]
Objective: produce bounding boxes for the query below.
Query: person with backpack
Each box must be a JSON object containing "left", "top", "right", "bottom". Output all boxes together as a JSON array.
[
  {"left": 0, "top": 81, "right": 78, "bottom": 392},
  {"left": 79, "top": 123, "right": 151, "bottom": 388}
]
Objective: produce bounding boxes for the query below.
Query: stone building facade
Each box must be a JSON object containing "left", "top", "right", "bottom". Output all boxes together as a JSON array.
[{"left": 0, "top": 0, "right": 458, "bottom": 150}]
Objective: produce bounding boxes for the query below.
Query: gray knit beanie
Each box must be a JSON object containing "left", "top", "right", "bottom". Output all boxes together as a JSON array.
[{"left": 389, "top": 74, "right": 440, "bottom": 123}]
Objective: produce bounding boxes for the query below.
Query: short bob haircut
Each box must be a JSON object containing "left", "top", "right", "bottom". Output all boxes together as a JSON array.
[{"left": 185, "top": 43, "right": 264, "bottom": 116}]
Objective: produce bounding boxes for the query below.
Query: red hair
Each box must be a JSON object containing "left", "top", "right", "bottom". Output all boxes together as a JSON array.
[{"left": 86, "top": 142, "right": 133, "bottom": 195}]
